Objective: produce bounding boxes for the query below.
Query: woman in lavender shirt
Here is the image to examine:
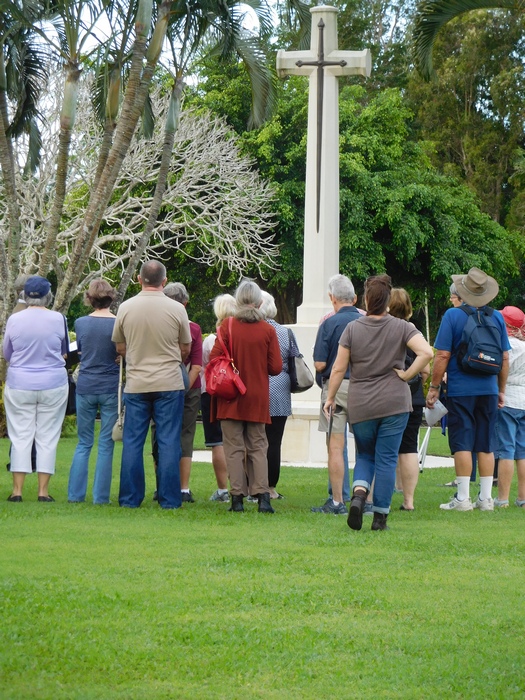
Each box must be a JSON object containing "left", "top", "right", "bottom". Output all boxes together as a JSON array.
[
  {"left": 68, "top": 280, "right": 119, "bottom": 504},
  {"left": 3, "top": 276, "right": 69, "bottom": 502}
]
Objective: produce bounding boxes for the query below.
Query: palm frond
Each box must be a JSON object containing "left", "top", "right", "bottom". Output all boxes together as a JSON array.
[
  {"left": 140, "top": 92, "right": 154, "bottom": 138},
  {"left": 233, "top": 35, "right": 275, "bottom": 128},
  {"left": 413, "top": 0, "right": 524, "bottom": 80},
  {"left": 5, "top": 33, "right": 49, "bottom": 137},
  {"left": 22, "top": 116, "right": 42, "bottom": 174}
]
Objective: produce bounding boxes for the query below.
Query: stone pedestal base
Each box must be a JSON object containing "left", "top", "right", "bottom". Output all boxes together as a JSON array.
[{"left": 281, "top": 322, "right": 355, "bottom": 467}]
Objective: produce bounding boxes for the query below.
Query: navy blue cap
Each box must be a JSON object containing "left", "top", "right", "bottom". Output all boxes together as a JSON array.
[{"left": 24, "top": 275, "right": 51, "bottom": 298}]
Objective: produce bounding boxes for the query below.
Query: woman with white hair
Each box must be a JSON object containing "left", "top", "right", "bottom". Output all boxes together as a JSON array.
[
  {"left": 260, "top": 290, "right": 295, "bottom": 499},
  {"left": 210, "top": 280, "right": 282, "bottom": 513},
  {"left": 3, "top": 276, "right": 69, "bottom": 502},
  {"left": 201, "top": 293, "right": 237, "bottom": 501}
]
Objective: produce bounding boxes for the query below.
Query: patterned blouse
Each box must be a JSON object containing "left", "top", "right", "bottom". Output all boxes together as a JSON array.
[{"left": 267, "top": 319, "right": 294, "bottom": 417}]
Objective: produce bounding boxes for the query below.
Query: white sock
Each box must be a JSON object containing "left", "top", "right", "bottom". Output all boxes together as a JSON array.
[
  {"left": 218, "top": 488, "right": 228, "bottom": 495},
  {"left": 456, "top": 476, "right": 470, "bottom": 501},
  {"left": 479, "top": 476, "right": 493, "bottom": 501},
  {"left": 332, "top": 500, "right": 340, "bottom": 506},
  {"left": 181, "top": 489, "right": 190, "bottom": 494}
]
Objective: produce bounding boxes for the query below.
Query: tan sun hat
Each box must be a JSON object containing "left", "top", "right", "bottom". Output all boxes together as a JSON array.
[{"left": 450, "top": 267, "right": 499, "bottom": 308}]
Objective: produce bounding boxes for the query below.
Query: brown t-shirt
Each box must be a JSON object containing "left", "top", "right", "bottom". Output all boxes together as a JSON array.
[
  {"left": 112, "top": 291, "right": 191, "bottom": 393},
  {"left": 339, "top": 314, "right": 420, "bottom": 425}
]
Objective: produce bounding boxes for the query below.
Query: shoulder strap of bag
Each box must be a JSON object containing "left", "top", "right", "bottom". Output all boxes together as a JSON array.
[
  {"left": 287, "top": 328, "right": 299, "bottom": 357},
  {"left": 216, "top": 319, "right": 232, "bottom": 361},
  {"left": 117, "top": 358, "right": 123, "bottom": 420},
  {"left": 62, "top": 314, "right": 69, "bottom": 353}
]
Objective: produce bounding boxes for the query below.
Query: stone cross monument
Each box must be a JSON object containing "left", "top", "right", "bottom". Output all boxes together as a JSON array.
[
  {"left": 276, "top": 6, "right": 371, "bottom": 465},
  {"left": 276, "top": 5, "right": 371, "bottom": 324}
]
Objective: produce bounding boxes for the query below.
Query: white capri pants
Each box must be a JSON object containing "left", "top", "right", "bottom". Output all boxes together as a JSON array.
[{"left": 4, "top": 384, "right": 69, "bottom": 474}]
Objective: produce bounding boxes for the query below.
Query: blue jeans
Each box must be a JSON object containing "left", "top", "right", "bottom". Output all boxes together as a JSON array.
[
  {"left": 68, "top": 393, "right": 118, "bottom": 504},
  {"left": 328, "top": 430, "right": 350, "bottom": 501},
  {"left": 352, "top": 413, "right": 409, "bottom": 514},
  {"left": 119, "top": 391, "right": 184, "bottom": 509}
]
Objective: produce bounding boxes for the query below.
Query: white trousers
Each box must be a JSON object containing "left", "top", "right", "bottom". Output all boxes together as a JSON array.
[{"left": 4, "top": 384, "right": 69, "bottom": 474}]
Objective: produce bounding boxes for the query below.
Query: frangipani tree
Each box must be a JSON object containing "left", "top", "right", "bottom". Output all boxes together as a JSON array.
[
  {"left": 0, "top": 0, "right": 309, "bottom": 338},
  {"left": 1, "top": 80, "right": 278, "bottom": 294}
]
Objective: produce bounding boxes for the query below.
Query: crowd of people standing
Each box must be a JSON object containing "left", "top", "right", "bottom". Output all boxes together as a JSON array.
[{"left": 3, "top": 261, "right": 524, "bottom": 530}]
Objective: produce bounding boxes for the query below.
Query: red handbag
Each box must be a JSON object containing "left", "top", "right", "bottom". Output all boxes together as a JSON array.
[{"left": 205, "top": 317, "right": 247, "bottom": 400}]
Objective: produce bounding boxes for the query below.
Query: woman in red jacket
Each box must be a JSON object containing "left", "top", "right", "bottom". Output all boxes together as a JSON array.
[{"left": 210, "top": 280, "right": 282, "bottom": 513}]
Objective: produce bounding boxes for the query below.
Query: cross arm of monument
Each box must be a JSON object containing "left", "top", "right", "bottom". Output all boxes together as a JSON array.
[{"left": 277, "top": 49, "right": 371, "bottom": 79}]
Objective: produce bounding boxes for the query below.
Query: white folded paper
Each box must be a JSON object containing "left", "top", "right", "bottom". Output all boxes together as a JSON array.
[{"left": 424, "top": 399, "right": 448, "bottom": 427}]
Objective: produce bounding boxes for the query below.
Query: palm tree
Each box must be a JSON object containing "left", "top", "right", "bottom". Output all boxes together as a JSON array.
[
  {"left": 114, "top": 0, "right": 297, "bottom": 303},
  {"left": 0, "top": 0, "right": 48, "bottom": 319},
  {"left": 413, "top": 0, "right": 523, "bottom": 80},
  {"left": 1, "top": 0, "right": 310, "bottom": 315},
  {"left": 37, "top": 0, "right": 113, "bottom": 277}
]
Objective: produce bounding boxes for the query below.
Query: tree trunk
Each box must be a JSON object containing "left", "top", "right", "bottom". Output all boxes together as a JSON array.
[
  {"left": 53, "top": 0, "right": 171, "bottom": 312},
  {"left": 92, "top": 67, "right": 120, "bottom": 190},
  {"left": 114, "top": 78, "right": 184, "bottom": 306},
  {"left": 0, "top": 52, "right": 22, "bottom": 318},
  {"left": 38, "top": 61, "right": 82, "bottom": 275}
]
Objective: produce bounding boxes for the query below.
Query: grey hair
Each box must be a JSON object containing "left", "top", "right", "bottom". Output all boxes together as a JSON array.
[
  {"left": 234, "top": 279, "right": 264, "bottom": 322},
  {"left": 139, "top": 260, "right": 166, "bottom": 287},
  {"left": 259, "top": 291, "right": 277, "bottom": 320},
  {"left": 14, "top": 274, "right": 30, "bottom": 294},
  {"left": 450, "top": 283, "right": 461, "bottom": 299},
  {"left": 164, "top": 282, "right": 189, "bottom": 304},
  {"left": 327, "top": 274, "right": 355, "bottom": 303},
  {"left": 22, "top": 291, "right": 54, "bottom": 308},
  {"left": 213, "top": 294, "right": 237, "bottom": 324}
]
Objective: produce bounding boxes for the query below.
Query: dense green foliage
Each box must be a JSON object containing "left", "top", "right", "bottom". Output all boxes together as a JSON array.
[{"left": 189, "top": 59, "right": 522, "bottom": 328}]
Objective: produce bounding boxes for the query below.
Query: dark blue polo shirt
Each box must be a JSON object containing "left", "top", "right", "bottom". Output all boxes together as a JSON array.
[{"left": 313, "top": 306, "right": 362, "bottom": 386}]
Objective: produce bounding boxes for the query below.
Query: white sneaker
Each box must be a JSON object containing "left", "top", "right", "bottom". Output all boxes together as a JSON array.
[
  {"left": 474, "top": 497, "right": 494, "bottom": 511},
  {"left": 440, "top": 497, "right": 473, "bottom": 511}
]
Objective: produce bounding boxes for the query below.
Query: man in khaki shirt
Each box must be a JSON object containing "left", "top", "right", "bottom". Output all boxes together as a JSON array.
[{"left": 112, "top": 260, "right": 191, "bottom": 509}]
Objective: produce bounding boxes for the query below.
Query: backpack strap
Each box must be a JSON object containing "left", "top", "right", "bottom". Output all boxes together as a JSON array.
[
  {"left": 458, "top": 303, "right": 493, "bottom": 317},
  {"left": 457, "top": 304, "right": 474, "bottom": 317}
]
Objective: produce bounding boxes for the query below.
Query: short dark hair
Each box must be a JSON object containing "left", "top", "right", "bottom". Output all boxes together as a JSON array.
[
  {"left": 84, "top": 279, "right": 116, "bottom": 309},
  {"left": 364, "top": 274, "right": 392, "bottom": 316},
  {"left": 139, "top": 260, "right": 166, "bottom": 287}
]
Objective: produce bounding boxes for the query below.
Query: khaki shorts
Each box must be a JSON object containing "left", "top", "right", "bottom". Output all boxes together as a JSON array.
[{"left": 318, "top": 379, "right": 348, "bottom": 434}]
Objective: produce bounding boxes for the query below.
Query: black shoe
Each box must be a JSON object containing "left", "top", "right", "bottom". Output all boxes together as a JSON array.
[
  {"left": 38, "top": 495, "right": 55, "bottom": 502},
  {"left": 153, "top": 491, "right": 158, "bottom": 501},
  {"left": 7, "top": 494, "right": 22, "bottom": 502},
  {"left": 371, "top": 512, "right": 389, "bottom": 531},
  {"left": 229, "top": 494, "right": 244, "bottom": 512},
  {"left": 257, "top": 493, "right": 275, "bottom": 513},
  {"left": 348, "top": 491, "right": 367, "bottom": 531},
  {"left": 181, "top": 491, "right": 195, "bottom": 503}
]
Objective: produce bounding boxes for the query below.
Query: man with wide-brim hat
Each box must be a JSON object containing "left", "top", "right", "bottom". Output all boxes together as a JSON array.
[
  {"left": 450, "top": 268, "right": 499, "bottom": 308},
  {"left": 426, "top": 267, "right": 510, "bottom": 512}
]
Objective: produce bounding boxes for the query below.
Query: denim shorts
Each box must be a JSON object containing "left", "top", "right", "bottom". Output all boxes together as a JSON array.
[
  {"left": 496, "top": 406, "right": 525, "bottom": 460},
  {"left": 447, "top": 395, "right": 498, "bottom": 454}
]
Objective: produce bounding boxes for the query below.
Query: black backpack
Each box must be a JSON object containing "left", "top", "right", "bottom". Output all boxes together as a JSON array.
[{"left": 456, "top": 305, "right": 503, "bottom": 375}]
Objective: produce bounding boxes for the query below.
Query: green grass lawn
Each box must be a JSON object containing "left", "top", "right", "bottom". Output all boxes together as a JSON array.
[{"left": 1, "top": 431, "right": 523, "bottom": 699}]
